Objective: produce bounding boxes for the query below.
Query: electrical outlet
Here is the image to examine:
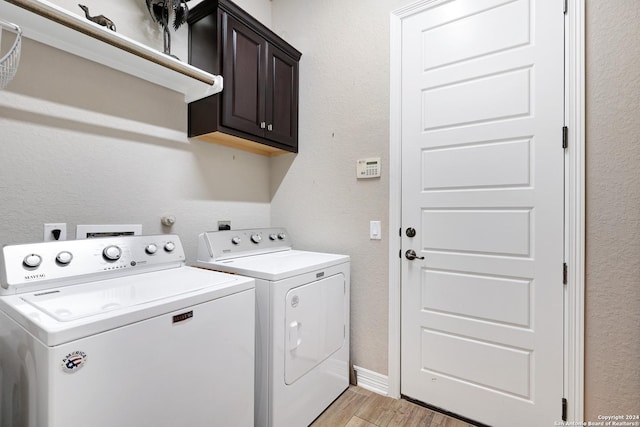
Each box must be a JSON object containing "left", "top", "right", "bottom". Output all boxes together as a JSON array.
[{"left": 43, "top": 223, "right": 67, "bottom": 241}]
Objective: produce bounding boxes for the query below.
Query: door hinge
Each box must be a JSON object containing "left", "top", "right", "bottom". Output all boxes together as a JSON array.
[
  {"left": 399, "top": 227, "right": 402, "bottom": 237},
  {"left": 399, "top": 249, "right": 402, "bottom": 259},
  {"left": 562, "top": 126, "right": 568, "bottom": 149},
  {"left": 562, "top": 397, "right": 568, "bottom": 421},
  {"left": 563, "top": 0, "right": 568, "bottom": 14},
  {"left": 563, "top": 263, "right": 568, "bottom": 285}
]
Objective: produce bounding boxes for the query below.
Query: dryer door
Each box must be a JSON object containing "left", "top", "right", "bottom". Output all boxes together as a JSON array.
[{"left": 284, "top": 274, "right": 346, "bottom": 385}]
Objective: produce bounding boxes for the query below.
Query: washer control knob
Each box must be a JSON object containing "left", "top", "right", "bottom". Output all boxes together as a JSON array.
[
  {"left": 145, "top": 244, "right": 158, "bottom": 255},
  {"left": 231, "top": 236, "right": 241, "bottom": 245},
  {"left": 56, "top": 251, "right": 73, "bottom": 265},
  {"left": 251, "top": 234, "right": 262, "bottom": 244},
  {"left": 277, "top": 233, "right": 286, "bottom": 240},
  {"left": 164, "top": 242, "right": 176, "bottom": 252},
  {"left": 269, "top": 233, "right": 277, "bottom": 241},
  {"left": 23, "top": 254, "right": 42, "bottom": 268},
  {"left": 103, "top": 245, "right": 122, "bottom": 261}
]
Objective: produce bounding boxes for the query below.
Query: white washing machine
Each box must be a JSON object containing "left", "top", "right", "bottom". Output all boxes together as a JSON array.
[
  {"left": 0, "top": 234, "right": 255, "bottom": 427},
  {"left": 195, "top": 228, "right": 350, "bottom": 427}
]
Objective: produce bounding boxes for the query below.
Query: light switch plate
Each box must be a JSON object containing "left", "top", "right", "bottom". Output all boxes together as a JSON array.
[{"left": 370, "top": 221, "right": 382, "bottom": 240}]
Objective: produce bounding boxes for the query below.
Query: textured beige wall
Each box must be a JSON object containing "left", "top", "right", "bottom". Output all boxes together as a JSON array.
[
  {"left": 0, "top": 35, "right": 272, "bottom": 260},
  {"left": 269, "top": 0, "right": 413, "bottom": 375},
  {"left": 585, "top": 0, "right": 640, "bottom": 420}
]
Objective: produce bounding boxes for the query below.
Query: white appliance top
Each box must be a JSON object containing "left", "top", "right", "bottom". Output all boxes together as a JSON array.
[
  {"left": 0, "top": 235, "right": 254, "bottom": 346},
  {"left": 195, "top": 228, "right": 349, "bottom": 281},
  {"left": 1, "top": 234, "right": 187, "bottom": 295}
]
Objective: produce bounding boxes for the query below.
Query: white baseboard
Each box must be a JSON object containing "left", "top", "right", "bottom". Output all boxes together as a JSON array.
[{"left": 353, "top": 365, "right": 389, "bottom": 396}]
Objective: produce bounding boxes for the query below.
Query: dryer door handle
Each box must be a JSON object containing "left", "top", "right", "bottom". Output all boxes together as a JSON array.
[{"left": 288, "top": 321, "right": 302, "bottom": 351}]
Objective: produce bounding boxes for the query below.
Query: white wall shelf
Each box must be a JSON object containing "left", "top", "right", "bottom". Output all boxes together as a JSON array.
[{"left": 0, "top": 0, "right": 223, "bottom": 102}]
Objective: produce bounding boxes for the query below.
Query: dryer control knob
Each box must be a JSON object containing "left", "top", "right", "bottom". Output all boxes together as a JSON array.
[
  {"left": 231, "top": 236, "right": 241, "bottom": 245},
  {"left": 269, "top": 233, "right": 277, "bottom": 241},
  {"left": 277, "top": 233, "right": 286, "bottom": 240},
  {"left": 56, "top": 251, "right": 73, "bottom": 265},
  {"left": 251, "top": 234, "right": 262, "bottom": 244},
  {"left": 23, "top": 254, "right": 42, "bottom": 268},
  {"left": 103, "top": 245, "right": 122, "bottom": 261},
  {"left": 164, "top": 242, "right": 176, "bottom": 252},
  {"left": 145, "top": 244, "right": 158, "bottom": 255}
]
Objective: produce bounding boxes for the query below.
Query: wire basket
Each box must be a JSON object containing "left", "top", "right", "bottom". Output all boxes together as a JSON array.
[{"left": 0, "top": 18, "right": 22, "bottom": 90}]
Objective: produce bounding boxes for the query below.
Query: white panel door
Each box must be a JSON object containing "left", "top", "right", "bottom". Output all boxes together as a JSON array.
[{"left": 400, "top": 1, "right": 564, "bottom": 426}]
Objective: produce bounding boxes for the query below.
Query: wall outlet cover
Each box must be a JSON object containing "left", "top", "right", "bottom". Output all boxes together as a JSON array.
[{"left": 44, "top": 223, "right": 67, "bottom": 241}]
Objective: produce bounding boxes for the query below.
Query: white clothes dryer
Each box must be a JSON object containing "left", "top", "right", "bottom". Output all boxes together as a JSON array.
[
  {"left": 0, "top": 235, "right": 255, "bottom": 427},
  {"left": 195, "top": 228, "right": 350, "bottom": 427}
]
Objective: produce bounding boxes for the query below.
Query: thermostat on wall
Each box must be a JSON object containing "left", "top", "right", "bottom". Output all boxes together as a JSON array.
[
  {"left": 76, "top": 224, "right": 142, "bottom": 239},
  {"left": 356, "top": 157, "right": 381, "bottom": 179}
]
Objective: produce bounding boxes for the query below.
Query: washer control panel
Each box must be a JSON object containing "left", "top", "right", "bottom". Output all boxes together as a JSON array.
[
  {"left": 199, "top": 227, "right": 291, "bottom": 262},
  {"left": 0, "top": 235, "right": 185, "bottom": 295}
]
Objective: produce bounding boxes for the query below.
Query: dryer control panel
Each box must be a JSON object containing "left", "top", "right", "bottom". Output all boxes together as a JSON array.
[
  {"left": 198, "top": 227, "right": 292, "bottom": 262},
  {"left": 0, "top": 235, "right": 185, "bottom": 295}
]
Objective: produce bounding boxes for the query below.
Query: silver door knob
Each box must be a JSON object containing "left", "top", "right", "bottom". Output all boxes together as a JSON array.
[{"left": 405, "top": 249, "right": 424, "bottom": 260}]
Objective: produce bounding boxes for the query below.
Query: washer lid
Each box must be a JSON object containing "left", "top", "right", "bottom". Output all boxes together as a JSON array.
[
  {"left": 196, "top": 250, "right": 350, "bottom": 281},
  {"left": 0, "top": 266, "right": 254, "bottom": 346},
  {"left": 21, "top": 268, "right": 227, "bottom": 322}
]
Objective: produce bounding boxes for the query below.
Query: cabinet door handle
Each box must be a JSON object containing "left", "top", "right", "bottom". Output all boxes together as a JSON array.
[
  {"left": 267, "top": 124, "right": 273, "bottom": 131},
  {"left": 260, "top": 122, "right": 266, "bottom": 129}
]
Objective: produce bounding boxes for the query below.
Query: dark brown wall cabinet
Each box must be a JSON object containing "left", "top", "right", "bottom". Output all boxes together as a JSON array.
[{"left": 188, "top": 0, "right": 302, "bottom": 156}]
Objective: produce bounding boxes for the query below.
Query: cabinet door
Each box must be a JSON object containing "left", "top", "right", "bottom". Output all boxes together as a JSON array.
[
  {"left": 265, "top": 44, "right": 299, "bottom": 149},
  {"left": 222, "top": 13, "right": 266, "bottom": 137}
]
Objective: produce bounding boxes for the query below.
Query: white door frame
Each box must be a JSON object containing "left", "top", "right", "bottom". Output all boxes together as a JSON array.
[{"left": 388, "top": 0, "right": 585, "bottom": 422}]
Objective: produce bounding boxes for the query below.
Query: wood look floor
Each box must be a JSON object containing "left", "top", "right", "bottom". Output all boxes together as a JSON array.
[{"left": 311, "top": 386, "right": 478, "bottom": 427}]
